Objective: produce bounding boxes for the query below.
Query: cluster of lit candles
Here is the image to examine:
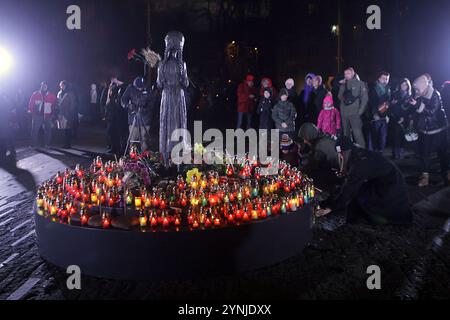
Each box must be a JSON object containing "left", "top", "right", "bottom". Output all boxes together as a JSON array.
[{"left": 35, "top": 152, "right": 315, "bottom": 231}]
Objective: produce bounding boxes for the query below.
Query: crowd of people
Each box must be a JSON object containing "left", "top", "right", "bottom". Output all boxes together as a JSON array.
[
  {"left": 0, "top": 80, "right": 80, "bottom": 162},
  {"left": 0, "top": 75, "right": 160, "bottom": 163},
  {"left": 236, "top": 67, "right": 450, "bottom": 188},
  {"left": 0, "top": 66, "right": 448, "bottom": 226}
]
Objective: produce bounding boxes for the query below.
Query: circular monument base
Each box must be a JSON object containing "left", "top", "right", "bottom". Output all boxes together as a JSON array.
[{"left": 34, "top": 207, "right": 313, "bottom": 281}]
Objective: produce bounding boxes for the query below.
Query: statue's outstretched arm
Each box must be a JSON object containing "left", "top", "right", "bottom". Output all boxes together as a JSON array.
[
  {"left": 180, "top": 62, "right": 189, "bottom": 89},
  {"left": 156, "top": 63, "right": 164, "bottom": 90}
]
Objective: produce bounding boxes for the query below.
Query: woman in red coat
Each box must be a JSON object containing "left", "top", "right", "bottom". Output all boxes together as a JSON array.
[
  {"left": 237, "top": 74, "right": 257, "bottom": 129},
  {"left": 259, "top": 77, "right": 277, "bottom": 99}
]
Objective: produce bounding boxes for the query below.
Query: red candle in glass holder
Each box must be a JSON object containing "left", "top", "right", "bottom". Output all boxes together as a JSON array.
[
  {"left": 102, "top": 213, "right": 110, "bottom": 229},
  {"left": 259, "top": 208, "right": 267, "bottom": 218},
  {"left": 208, "top": 195, "right": 218, "bottom": 207},
  {"left": 150, "top": 216, "right": 158, "bottom": 227},
  {"left": 235, "top": 208, "right": 243, "bottom": 220},
  {"left": 272, "top": 204, "right": 278, "bottom": 214}
]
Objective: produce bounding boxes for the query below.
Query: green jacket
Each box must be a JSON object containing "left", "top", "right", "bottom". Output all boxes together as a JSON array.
[
  {"left": 338, "top": 77, "right": 369, "bottom": 117},
  {"left": 298, "top": 123, "right": 339, "bottom": 169}
]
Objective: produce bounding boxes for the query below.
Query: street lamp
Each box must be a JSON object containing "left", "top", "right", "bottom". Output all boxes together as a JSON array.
[
  {"left": 0, "top": 47, "right": 12, "bottom": 74},
  {"left": 331, "top": 25, "right": 338, "bottom": 35}
]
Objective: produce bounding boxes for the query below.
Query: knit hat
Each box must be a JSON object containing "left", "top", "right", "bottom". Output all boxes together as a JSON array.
[
  {"left": 305, "top": 73, "right": 316, "bottom": 81},
  {"left": 285, "top": 78, "right": 295, "bottom": 87},
  {"left": 246, "top": 74, "right": 255, "bottom": 82},
  {"left": 335, "top": 135, "right": 354, "bottom": 153},
  {"left": 298, "top": 123, "right": 320, "bottom": 142},
  {"left": 280, "top": 134, "right": 293, "bottom": 149},
  {"left": 322, "top": 94, "right": 334, "bottom": 108},
  {"left": 279, "top": 88, "right": 289, "bottom": 98}
]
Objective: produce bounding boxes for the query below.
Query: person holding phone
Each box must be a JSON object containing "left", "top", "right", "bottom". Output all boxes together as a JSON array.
[{"left": 411, "top": 74, "right": 449, "bottom": 187}]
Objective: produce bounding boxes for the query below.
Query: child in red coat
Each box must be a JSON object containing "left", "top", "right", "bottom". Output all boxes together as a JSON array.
[{"left": 317, "top": 93, "right": 341, "bottom": 137}]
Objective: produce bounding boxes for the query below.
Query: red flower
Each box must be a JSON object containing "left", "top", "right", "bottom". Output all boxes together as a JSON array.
[{"left": 127, "top": 48, "right": 136, "bottom": 61}]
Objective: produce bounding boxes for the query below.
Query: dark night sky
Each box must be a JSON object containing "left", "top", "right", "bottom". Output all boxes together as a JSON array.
[{"left": 0, "top": 0, "right": 449, "bottom": 96}]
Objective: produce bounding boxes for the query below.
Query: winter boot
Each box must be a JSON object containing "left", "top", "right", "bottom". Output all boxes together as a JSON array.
[{"left": 418, "top": 173, "right": 429, "bottom": 187}]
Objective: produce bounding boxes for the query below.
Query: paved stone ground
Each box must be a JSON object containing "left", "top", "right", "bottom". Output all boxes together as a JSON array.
[{"left": 0, "top": 123, "right": 449, "bottom": 300}]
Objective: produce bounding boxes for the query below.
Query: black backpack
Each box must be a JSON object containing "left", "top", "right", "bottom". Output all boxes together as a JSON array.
[{"left": 343, "top": 81, "right": 358, "bottom": 106}]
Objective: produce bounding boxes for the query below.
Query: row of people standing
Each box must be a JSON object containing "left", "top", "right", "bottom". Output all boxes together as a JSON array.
[
  {"left": 236, "top": 68, "right": 449, "bottom": 187},
  {"left": 367, "top": 72, "right": 449, "bottom": 187},
  {"left": 28, "top": 81, "right": 78, "bottom": 149},
  {"left": 237, "top": 73, "right": 340, "bottom": 134},
  {"left": 99, "top": 76, "right": 158, "bottom": 155}
]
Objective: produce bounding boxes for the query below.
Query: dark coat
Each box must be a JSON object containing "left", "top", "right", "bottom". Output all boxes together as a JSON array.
[
  {"left": 298, "top": 89, "right": 316, "bottom": 123},
  {"left": 332, "top": 147, "right": 412, "bottom": 225},
  {"left": 388, "top": 90, "right": 413, "bottom": 122},
  {"left": 369, "top": 83, "right": 391, "bottom": 120},
  {"left": 285, "top": 87, "right": 298, "bottom": 105},
  {"left": 256, "top": 97, "right": 273, "bottom": 129},
  {"left": 120, "top": 84, "right": 154, "bottom": 126},
  {"left": 105, "top": 84, "right": 124, "bottom": 123},
  {"left": 272, "top": 100, "right": 297, "bottom": 133},
  {"left": 0, "top": 93, "right": 13, "bottom": 138},
  {"left": 312, "top": 86, "right": 328, "bottom": 123},
  {"left": 414, "top": 89, "right": 448, "bottom": 134},
  {"left": 57, "top": 90, "right": 77, "bottom": 129}
]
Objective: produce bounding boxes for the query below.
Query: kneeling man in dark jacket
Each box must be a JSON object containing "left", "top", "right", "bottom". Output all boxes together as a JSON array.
[{"left": 318, "top": 136, "right": 412, "bottom": 225}]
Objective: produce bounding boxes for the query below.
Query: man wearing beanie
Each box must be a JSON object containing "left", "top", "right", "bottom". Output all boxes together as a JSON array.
[
  {"left": 411, "top": 74, "right": 449, "bottom": 187},
  {"left": 316, "top": 135, "right": 412, "bottom": 225}
]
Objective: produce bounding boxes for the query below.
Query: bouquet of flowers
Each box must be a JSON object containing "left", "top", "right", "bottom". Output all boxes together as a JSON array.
[
  {"left": 120, "top": 148, "right": 161, "bottom": 189},
  {"left": 127, "top": 47, "right": 161, "bottom": 68}
]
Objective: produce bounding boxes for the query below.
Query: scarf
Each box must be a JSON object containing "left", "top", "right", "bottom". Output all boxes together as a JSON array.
[{"left": 375, "top": 82, "right": 387, "bottom": 98}]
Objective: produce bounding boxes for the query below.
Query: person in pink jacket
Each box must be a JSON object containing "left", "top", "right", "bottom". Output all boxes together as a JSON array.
[{"left": 317, "top": 93, "right": 341, "bottom": 137}]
